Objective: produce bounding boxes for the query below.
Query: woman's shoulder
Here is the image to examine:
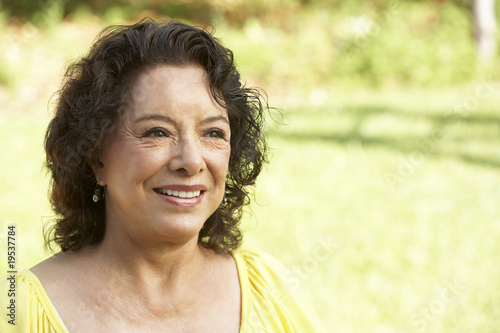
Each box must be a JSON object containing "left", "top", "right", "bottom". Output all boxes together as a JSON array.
[
  {"left": 0, "top": 268, "right": 67, "bottom": 332},
  {"left": 233, "top": 247, "right": 327, "bottom": 333},
  {"left": 233, "top": 247, "right": 284, "bottom": 269},
  {"left": 233, "top": 247, "right": 304, "bottom": 296},
  {"left": 30, "top": 252, "right": 73, "bottom": 282}
]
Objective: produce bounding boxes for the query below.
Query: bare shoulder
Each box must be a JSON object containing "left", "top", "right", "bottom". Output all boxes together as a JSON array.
[
  {"left": 202, "top": 248, "right": 239, "bottom": 282},
  {"left": 30, "top": 249, "right": 97, "bottom": 299},
  {"left": 31, "top": 251, "right": 85, "bottom": 279},
  {"left": 197, "top": 247, "right": 241, "bottom": 303},
  {"left": 31, "top": 252, "right": 71, "bottom": 274}
]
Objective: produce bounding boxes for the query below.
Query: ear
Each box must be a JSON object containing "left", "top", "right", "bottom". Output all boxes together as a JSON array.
[
  {"left": 89, "top": 158, "right": 107, "bottom": 186},
  {"left": 97, "top": 174, "right": 107, "bottom": 187},
  {"left": 96, "top": 162, "right": 108, "bottom": 187}
]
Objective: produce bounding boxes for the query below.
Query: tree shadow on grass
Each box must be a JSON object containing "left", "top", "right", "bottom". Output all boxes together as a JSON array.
[{"left": 271, "top": 104, "right": 500, "bottom": 169}]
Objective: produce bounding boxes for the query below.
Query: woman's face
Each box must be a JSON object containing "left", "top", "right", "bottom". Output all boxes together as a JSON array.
[{"left": 98, "top": 65, "right": 231, "bottom": 246}]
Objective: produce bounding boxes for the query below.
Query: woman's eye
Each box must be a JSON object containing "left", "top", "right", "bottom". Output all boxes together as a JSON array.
[
  {"left": 206, "top": 129, "right": 225, "bottom": 138},
  {"left": 144, "top": 128, "right": 168, "bottom": 138}
]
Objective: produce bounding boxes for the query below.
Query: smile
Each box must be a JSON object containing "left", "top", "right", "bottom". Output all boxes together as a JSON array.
[{"left": 154, "top": 188, "right": 202, "bottom": 198}]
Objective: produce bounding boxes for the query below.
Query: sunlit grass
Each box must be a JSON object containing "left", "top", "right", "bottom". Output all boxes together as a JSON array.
[{"left": 242, "top": 88, "right": 500, "bottom": 331}]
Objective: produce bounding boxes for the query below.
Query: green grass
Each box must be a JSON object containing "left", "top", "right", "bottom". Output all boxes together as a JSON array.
[
  {"left": 240, "top": 87, "right": 500, "bottom": 332},
  {"left": 2, "top": 18, "right": 500, "bottom": 332}
]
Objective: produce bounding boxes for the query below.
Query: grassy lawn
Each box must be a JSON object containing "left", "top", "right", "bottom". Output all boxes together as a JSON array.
[
  {"left": 1, "top": 20, "right": 500, "bottom": 332},
  {"left": 242, "top": 87, "right": 500, "bottom": 332}
]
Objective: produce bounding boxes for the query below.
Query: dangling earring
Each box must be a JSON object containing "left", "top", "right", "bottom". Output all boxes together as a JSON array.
[
  {"left": 92, "top": 184, "right": 105, "bottom": 203},
  {"left": 222, "top": 195, "right": 227, "bottom": 204}
]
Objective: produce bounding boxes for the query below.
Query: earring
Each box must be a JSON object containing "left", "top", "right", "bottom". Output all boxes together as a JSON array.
[
  {"left": 223, "top": 196, "right": 227, "bottom": 204},
  {"left": 92, "top": 184, "right": 105, "bottom": 203}
]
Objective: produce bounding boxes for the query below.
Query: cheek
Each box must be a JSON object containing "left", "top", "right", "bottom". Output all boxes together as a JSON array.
[
  {"left": 203, "top": 140, "right": 231, "bottom": 181},
  {"left": 103, "top": 145, "right": 166, "bottom": 185},
  {"left": 126, "top": 149, "right": 167, "bottom": 178},
  {"left": 211, "top": 150, "right": 231, "bottom": 183}
]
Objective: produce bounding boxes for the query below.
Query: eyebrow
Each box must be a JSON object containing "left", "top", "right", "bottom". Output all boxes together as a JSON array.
[
  {"left": 201, "top": 115, "right": 230, "bottom": 126},
  {"left": 134, "top": 114, "right": 229, "bottom": 125},
  {"left": 134, "top": 114, "right": 174, "bottom": 124}
]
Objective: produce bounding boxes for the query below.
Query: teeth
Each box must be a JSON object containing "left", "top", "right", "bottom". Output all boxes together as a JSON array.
[{"left": 156, "top": 188, "right": 201, "bottom": 198}]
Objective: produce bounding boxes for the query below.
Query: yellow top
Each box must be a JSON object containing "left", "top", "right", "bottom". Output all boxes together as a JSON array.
[{"left": 0, "top": 248, "right": 326, "bottom": 333}]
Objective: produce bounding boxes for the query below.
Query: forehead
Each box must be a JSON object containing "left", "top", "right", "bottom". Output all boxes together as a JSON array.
[
  {"left": 125, "top": 65, "right": 225, "bottom": 120},
  {"left": 132, "top": 65, "right": 207, "bottom": 94}
]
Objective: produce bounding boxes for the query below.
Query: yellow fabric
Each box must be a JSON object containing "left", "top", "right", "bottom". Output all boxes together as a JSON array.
[
  {"left": 234, "top": 248, "right": 327, "bottom": 333},
  {"left": 0, "top": 270, "right": 67, "bottom": 333},
  {"left": 0, "top": 248, "right": 326, "bottom": 333}
]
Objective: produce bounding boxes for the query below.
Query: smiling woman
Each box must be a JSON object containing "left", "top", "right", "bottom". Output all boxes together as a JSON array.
[
  {"left": 0, "top": 18, "right": 325, "bottom": 332},
  {"left": 99, "top": 66, "right": 232, "bottom": 246}
]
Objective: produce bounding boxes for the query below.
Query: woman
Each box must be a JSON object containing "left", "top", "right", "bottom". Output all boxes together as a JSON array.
[{"left": 1, "top": 19, "right": 325, "bottom": 332}]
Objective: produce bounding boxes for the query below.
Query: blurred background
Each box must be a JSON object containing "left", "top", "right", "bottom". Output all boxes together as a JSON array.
[{"left": 1, "top": 0, "right": 500, "bottom": 332}]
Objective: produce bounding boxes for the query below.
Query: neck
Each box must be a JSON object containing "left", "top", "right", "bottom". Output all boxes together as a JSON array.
[{"left": 86, "top": 224, "right": 212, "bottom": 296}]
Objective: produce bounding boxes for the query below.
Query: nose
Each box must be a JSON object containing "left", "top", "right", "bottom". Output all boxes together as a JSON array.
[{"left": 168, "top": 137, "right": 205, "bottom": 176}]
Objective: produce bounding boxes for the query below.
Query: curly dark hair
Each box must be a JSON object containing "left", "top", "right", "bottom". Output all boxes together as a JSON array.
[{"left": 44, "top": 18, "right": 268, "bottom": 254}]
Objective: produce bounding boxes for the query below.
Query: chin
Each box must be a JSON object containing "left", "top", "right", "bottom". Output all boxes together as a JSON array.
[{"left": 149, "top": 218, "right": 204, "bottom": 243}]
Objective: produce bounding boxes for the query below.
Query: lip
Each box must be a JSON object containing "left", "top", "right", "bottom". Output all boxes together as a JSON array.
[
  {"left": 153, "top": 184, "right": 206, "bottom": 207},
  {"left": 155, "top": 184, "right": 207, "bottom": 192}
]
